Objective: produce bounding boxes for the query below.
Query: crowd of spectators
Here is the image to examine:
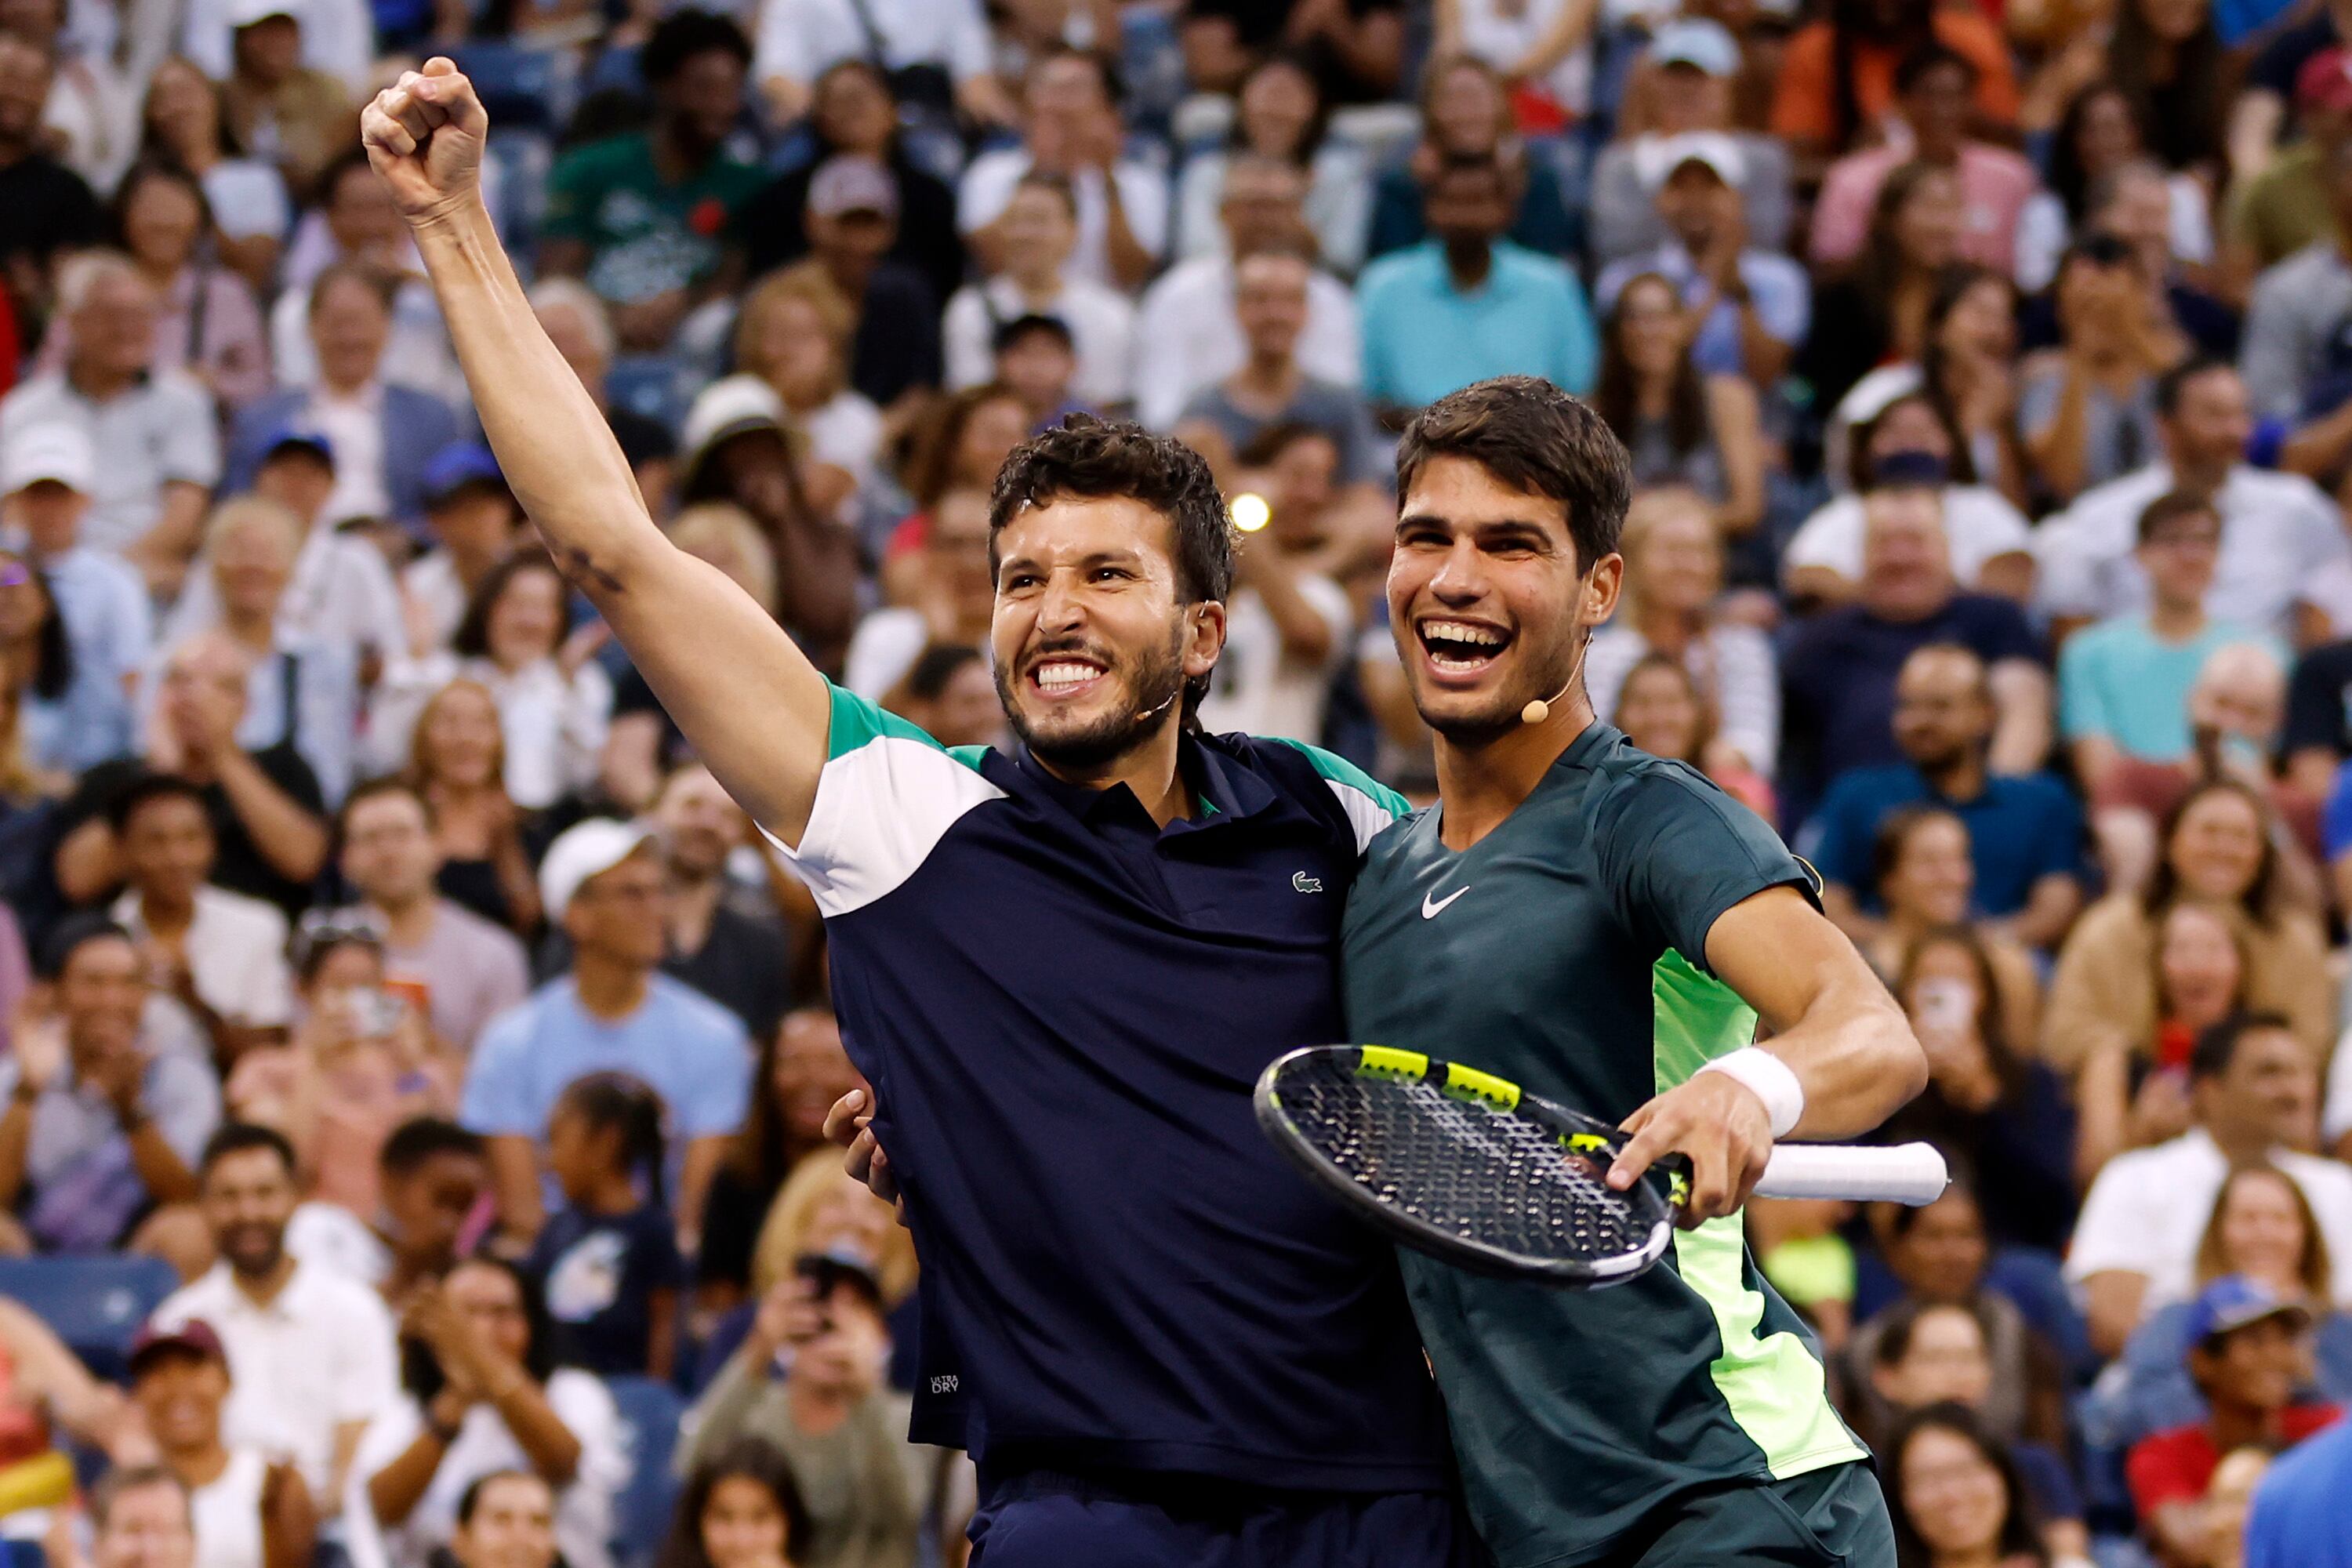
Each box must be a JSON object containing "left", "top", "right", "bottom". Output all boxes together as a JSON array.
[{"left": 17, "top": 0, "right": 2352, "bottom": 1563}]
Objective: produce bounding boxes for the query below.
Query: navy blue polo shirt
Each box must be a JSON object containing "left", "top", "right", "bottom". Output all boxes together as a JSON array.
[
  {"left": 766, "top": 684, "right": 1450, "bottom": 1492},
  {"left": 1799, "top": 762, "right": 2085, "bottom": 918}
]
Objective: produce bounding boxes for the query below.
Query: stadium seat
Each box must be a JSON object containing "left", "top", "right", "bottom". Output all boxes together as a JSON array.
[
  {"left": 0, "top": 1255, "right": 180, "bottom": 1380},
  {"left": 603, "top": 355, "right": 684, "bottom": 435},
  {"left": 449, "top": 42, "right": 569, "bottom": 135},
  {"left": 605, "top": 1375, "right": 685, "bottom": 1568}
]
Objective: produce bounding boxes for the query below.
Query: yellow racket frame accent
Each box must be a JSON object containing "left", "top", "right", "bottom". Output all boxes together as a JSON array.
[{"left": 1352, "top": 1045, "right": 1523, "bottom": 1111}]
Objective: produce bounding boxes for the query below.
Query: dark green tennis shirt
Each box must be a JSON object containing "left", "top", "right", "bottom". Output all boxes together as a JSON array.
[{"left": 1341, "top": 724, "right": 1866, "bottom": 1567}]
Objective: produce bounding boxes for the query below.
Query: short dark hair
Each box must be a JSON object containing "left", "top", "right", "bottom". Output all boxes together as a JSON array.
[
  {"left": 107, "top": 771, "right": 213, "bottom": 836},
  {"left": 336, "top": 774, "right": 435, "bottom": 838},
  {"left": 1009, "top": 169, "right": 1077, "bottom": 218},
  {"left": 2190, "top": 1011, "right": 2296, "bottom": 1085},
  {"left": 456, "top": 1469, "right": 548, "bottom": 1529},
  {"left": 198, "top": 1123, "right": 298, "bottom": 1182},
  {"left": 37, "top": 914, "right": 134, "bottom": 982},
  {"left": 379, "top": 1115, "right": 485, "bottom": 1177},
  {"left": 989, "top": 416, "right": 1234, "bottom": 720},
  {"left": 903, "top": 643, "right": 983, "bottom": 702},
  {"left": 1395, "top": 376, "right": 1633, "bottom": 575},
  {"left": 641, "top": 9, "right": 750, "bottom": 83},
  {"left": 2136, "top": 488, "right": 2220, "bottom": 546},
  {"left": 1235, "top": 420, "right": 1336, "bottom": 469},
  {"left": 2156, "top": 354, "right": 2238, "bottom": 417},
  {"left": 991, "top": 311, "right": 1074, "bottom": 357},
  {"left": 1894, "top": 42, "right": 1977, "bottom": 95}
]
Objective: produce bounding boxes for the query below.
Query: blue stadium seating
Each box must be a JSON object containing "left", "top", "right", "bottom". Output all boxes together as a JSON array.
[
  {"left": 0, "top": 1254, "right": 180, "bottom": 1380},
  {"left": 603, "top": 355, "right": 686, "bottom": 435},
  {"left": 605, "top": 1375, "right": 685, "bottom": 1568},
  {"left": 450, "top": 42, "right": 568, "bottom": 134}
]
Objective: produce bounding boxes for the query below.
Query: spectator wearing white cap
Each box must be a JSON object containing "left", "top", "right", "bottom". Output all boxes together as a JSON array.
[
  {"left": 212, "top": 0, "right": 355, "bottom": 200},
  {"left": 1131, "top": 154, "right": 1360, "bottom": 433},
  {"left": 1592, "top": 130, "right": 1810, "bottom": 386},
  {"left": 1588, "top": 19, "right": 1793, "bottom": 267},
  {"left": 0, "top": 419, "right": 151, "bottom": 743},
  {"left": 0, "top": 252, "right": 219, "bottom": 593},
  {"left": 459, "top": 819, "right": 752, "bottom": 1251},
  {"left": 1809, "top": 42, "right": 2038, "bottom": 276}
]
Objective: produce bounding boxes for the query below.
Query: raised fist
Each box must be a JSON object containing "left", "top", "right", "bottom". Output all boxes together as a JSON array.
[{"left": 361, "top": 56, "right": 488, "bottom": 224}]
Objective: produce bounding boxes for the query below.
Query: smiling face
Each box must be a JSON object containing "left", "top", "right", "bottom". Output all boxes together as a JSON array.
[
  {"left": 1388, "top": 455, "right": 1621, "bottom": 740},
  {"left": 1897, "top": 1425, "right": 2010, "bottom": 1561},
  {"left": 699, "top": 1475, "right": 787, "bottom": 1568},
  {"left": 123, "top": 173, "right": 204, "bottom": 274},
  {"left": 1885, "top": 813, "right": 1973, "bottom": 926},
  {"left": 2216, "top": 1170, "right": 2312, "bottom": 1292},
  {"left": 132, "top": 1350, "right": 227, "bottom": 1454},
  {"left": 2168, "top": 787, "right": 2266, "bottom": 902},
  {"left": 485, "top": 565, "right": 566, "bottom": 671},
  {"left": 989, "top": 495, "right": 1221, "bottom": 774},
  {"left": 2158, "top": 901, "right": 2244, "bottom": 1029}
]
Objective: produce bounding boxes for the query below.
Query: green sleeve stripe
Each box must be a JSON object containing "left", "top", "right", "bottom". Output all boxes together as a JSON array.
[
  {"left": 826, "top": 682, "right": 984, "bottom": 773},
  {"left": 1268, "top": 737, "right": 1413, "bottom": 819}
]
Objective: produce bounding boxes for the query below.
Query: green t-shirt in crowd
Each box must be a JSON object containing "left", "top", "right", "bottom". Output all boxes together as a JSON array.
[
  {"left": 1341, "top": 723, "right": 1866, "bottom": 1567},
  {"left": 542, "top": 131, "right": 764, "bottom": 303}
]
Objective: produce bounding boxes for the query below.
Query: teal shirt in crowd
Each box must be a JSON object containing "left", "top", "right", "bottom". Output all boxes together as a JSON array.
[
  {"left": 1356, "top": 240, "right": 1598, "bottom": 411},
  {"left": 2056, "top": 615, "right": 2281, "bottom": 763}
]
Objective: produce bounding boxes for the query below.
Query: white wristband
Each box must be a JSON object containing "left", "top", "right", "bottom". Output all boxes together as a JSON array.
[{"left": 1695, "top": 1048, "right": 1804, "bottom": 1140}]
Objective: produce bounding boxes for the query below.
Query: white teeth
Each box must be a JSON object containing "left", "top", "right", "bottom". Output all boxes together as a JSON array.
[
  {"left": 1421, "top": 620, "right": 1505, "bottom": 647},
  {"left": 1034, "top": 661, "right": 1101, "bottom": 691}
]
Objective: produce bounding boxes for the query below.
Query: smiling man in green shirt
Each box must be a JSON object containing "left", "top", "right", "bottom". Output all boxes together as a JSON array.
[{"left": 1345, "top": 376, "right": 1928, "bottom": 1568}]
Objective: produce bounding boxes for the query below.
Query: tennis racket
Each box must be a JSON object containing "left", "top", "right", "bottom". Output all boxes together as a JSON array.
[{"left": 1254, "top": 1044, "right": 1950, "bottom": 1288}]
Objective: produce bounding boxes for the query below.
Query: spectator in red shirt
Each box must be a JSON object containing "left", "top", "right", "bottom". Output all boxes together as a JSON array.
[{"left": 2127, "top": 1275, "right": 2343, "bottom": 1564}]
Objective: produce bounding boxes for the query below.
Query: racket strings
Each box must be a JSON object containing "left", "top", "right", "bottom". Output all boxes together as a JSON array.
[{"left": 1278, "top": 1057, "right": 1658, "bottom": 1262}]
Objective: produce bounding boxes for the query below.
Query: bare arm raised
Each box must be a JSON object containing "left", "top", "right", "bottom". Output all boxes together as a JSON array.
[{"left": 361, "top": 60, "right": 830, "bottom": 843}]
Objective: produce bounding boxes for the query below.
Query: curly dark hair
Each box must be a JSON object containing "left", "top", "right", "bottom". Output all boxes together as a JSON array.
[
  {"left": 641, "top": 9, "right": 750, "bottom": 84},
  {"left": 1396, "top": 376, "right": 1632, "bottom": 575}
]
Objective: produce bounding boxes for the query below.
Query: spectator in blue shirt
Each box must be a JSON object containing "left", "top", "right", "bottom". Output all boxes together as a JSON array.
[
  {"left": 1779, "top": 465, "right": 2053, "bottom": 833},
  {"left": 1593, "top": 132, "right": 1811, "bottom": 386},
  {"left": 1806, "top": 642, "right": 2084, "bottom": 953},
  {"left": 2061, "top": 492, "right": 2283, "bottom": 800},
  {"left": 461, "top": 818, "right": 751, "bottom": 1258},
  {"left": 1356, "top": 153, "right": 1596, "bottom": 416}
]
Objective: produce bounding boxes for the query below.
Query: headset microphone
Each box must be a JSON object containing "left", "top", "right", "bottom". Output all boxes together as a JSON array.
[{"left": 1521, "top": 600, "right": 1595, "bottom": 726}]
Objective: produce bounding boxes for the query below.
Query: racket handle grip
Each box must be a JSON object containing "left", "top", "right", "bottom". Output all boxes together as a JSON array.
[{"left": 1754, "top": 1142, "right": 1950, "bottom": 1206}]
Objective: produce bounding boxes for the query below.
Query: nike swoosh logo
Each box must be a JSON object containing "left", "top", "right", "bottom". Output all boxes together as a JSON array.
[{"left": 1421, "top": 886, "right": 1469, "bottom": 919}]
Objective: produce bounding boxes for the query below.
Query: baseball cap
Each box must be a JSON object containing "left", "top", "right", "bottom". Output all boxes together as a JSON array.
[
  {"left": 539, "top": 818, "right": 655, "bottom": 922},
  {"left": 1647, "top": 18, "right": 1740, "bottom": 78},
  {"left": 260, "top": 426, "right": 335, "bottom": 469},
  {"left": 808, "top": 155, "right": 898, "bottom": 220},
  {"left": 681, "top": 374, "right": 785, "bottom": 463},
  {"left": 1636, "top": 130, "right": 1747, "bottom": 191},
  {"left": 2299, "top": 47, "right": 2352, "bottom": 114},
  {"left": 128, "top": 1319, "right": 227, "bottom": 1377},
  {"left": 2185, "top": 1275, "right": 2314, "bottom": 1352},
  {"left": 421, "top": 441, "right": 505, "bottom": 508},
  {"left": 2, "top": 421, "right": 94, "bottom": 495},
  {"left": 227, "top": 0, "right": 299, "bottom": 26}
]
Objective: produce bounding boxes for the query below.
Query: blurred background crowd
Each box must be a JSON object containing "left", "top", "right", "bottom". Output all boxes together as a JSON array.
[{"left": 16, "top": 0, "right": 2352, "bottom": 1565}]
